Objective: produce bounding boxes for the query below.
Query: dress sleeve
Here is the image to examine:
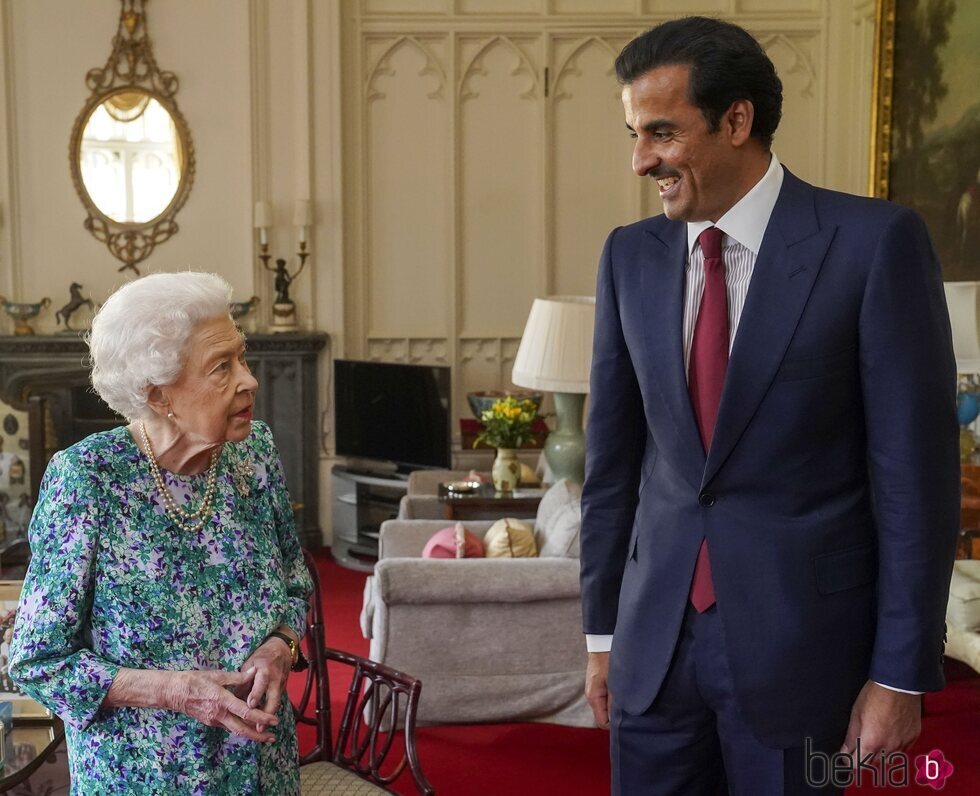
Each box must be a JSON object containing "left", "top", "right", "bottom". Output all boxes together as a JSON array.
[
  {"left": 258, "top": 424, "right": 313, "bottom": 638},
  {"left": 9, "top": 449, "right": 121, "bottom": 731}
]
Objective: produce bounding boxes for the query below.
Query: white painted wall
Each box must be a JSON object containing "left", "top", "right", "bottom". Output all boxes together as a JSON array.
[{"left": 0, "top": 0, "right": 879, "bottom": 544}]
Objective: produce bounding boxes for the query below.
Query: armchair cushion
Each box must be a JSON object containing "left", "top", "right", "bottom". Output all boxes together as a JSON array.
[
  {"left": 374, "top": 557, "right": 581, "bottom": 604},
  {"left": 534, "top": 479, "right": 582, "bottom": 529},
  {"left": 534, "top": 479, "right": 583, "bottom": 558},
  {"left": 380, "top": 519, "right": 497, "bottom": 558},
  {"left": 422, "top": 522, "right": 485, "bottom": 558},
  {"left": 537, "top": 502, "right": 581, "bottom": 558},
  {"left": 484, "top": 518, "right": 537, "bottom": 558}
]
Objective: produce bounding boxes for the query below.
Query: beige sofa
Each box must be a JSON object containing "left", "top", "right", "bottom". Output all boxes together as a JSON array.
[
  {"left": 946, "top": 560, "right": 980, "bottom": 673},
  {"left": 360, "top": 481, "right": 593, "bottom": 727}
]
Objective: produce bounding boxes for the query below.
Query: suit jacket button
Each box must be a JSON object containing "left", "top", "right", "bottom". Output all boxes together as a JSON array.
[{"left": 699, "top": 493, "right": 716, "bottom": 507}]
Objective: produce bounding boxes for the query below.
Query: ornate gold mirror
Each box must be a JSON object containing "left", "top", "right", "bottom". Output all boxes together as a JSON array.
[{"left": 69, "top": 0, "right": 195, "bottom": 274}]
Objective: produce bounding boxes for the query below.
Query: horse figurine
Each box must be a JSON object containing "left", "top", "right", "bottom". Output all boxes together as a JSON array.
[{"left": 56, "top": 282, "right": 95, "bottom": 332}]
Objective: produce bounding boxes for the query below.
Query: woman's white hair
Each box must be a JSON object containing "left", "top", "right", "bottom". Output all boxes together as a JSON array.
[{"left": 87, "top": 272, "right": 234, "bottom": 421}]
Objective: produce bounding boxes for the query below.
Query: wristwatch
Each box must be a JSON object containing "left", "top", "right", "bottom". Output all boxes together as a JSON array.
[{"left": 268, "top": 630, "right": 309, "bottom": 672}]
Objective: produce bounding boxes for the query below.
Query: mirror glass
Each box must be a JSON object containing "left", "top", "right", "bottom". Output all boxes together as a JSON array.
[{"left": 79, "top": 90, "right": 183, "bottom": 224}]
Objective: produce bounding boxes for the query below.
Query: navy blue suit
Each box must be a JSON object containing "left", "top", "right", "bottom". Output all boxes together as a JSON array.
[{"left": 580, "top": 170, "right": 960, "bottom": 754}]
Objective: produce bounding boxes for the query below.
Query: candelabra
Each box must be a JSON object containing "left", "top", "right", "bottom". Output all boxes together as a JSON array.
[{"left": 254, "top": 200, "right": 312, "bottom": 332}]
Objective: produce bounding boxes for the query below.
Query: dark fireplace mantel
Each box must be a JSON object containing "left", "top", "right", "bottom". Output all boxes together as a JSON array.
[{"left": 0, "top": 332, "right": 328, "bottom": 549}]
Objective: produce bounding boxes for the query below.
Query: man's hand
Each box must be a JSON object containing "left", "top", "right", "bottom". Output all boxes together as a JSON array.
[
  {"left": 586, "top": 651, "right": 612, "bottom": 729},
  {"left": 841, "top": 681, "right": 921, "bottom": 765}
]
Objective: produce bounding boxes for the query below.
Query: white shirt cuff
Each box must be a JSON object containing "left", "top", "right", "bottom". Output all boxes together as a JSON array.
[{"left": 873, "top": 681, "right": 924, "bottom": 695}]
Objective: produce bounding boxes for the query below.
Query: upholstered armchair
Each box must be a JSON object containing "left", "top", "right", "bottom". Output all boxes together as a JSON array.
[
  {"left": 360, "top": 481, "right": 593, "bottom": 727},
  {"left": 946, "top": 561, "right": 980, "bottom": 673}
]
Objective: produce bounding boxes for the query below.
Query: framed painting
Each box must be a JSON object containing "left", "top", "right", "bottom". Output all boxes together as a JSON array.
[
  {"left": 870, "top": 0, "right": 980, "bottom": 280},
  {"left": 0, "top": 582, "right": 51, "bottom": 719}
]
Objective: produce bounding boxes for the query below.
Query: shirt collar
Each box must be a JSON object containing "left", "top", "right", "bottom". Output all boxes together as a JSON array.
[{"left": 686, "top": 152, "right": 784, "bottom": 257}]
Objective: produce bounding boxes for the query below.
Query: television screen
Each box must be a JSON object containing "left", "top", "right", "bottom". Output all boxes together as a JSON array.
[{"left": 334, "top": 360, "right": 451, "bottom": 470}]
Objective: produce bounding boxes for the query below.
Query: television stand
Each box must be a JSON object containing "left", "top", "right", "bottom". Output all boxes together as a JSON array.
[{"left": 331, "top": 464, "right": 409, "bottom": 571}]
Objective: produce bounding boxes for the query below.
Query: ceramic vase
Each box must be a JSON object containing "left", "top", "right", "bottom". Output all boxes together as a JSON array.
[{"left": 491, "top": 448, "right": 521, "bottom": 493}]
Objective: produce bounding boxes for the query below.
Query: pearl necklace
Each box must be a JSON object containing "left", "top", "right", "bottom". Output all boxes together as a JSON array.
[{"left": 139, "top": 420, "right": 220, "bottom": 533}]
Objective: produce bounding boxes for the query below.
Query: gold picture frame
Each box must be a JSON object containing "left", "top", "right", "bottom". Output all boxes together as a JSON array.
[
  {"left": 0, "top": 581, "right": 52, "bottom": 720},
  {"left": 868, "top": 0, "right": 896, "bottom": 200},
  {"left": 870, "top": 0, "right": 980, "bottom": 280}
]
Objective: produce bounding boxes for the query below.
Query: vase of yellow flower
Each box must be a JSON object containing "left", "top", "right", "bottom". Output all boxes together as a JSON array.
[
  {"left": 474, "top": 396, "right": 539, "bottom": 493},
  {"left": 491, "top": 448, "right": 521, "bottom": 493}
]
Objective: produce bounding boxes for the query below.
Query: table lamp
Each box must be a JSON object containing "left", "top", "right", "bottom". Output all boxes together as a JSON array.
[
  {"left": 512, "top": 296, "right": 595, "bottom": 483},
  {"left": 944, "top": 281, "right": 980, "bottom": 462}
]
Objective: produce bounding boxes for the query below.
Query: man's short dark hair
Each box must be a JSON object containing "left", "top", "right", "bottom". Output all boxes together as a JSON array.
[{"left": 615, "top": 16, "right": 782, "bottom": 149}]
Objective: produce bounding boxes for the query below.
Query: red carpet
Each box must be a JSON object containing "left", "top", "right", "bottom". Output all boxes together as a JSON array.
[{"left": 296, "top": 549, "right": 979, "bottom": 795}]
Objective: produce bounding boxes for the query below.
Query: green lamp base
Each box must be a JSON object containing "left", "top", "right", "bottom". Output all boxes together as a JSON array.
[{"left": 544, "top": 392, "right": 586, "bottom": 484}]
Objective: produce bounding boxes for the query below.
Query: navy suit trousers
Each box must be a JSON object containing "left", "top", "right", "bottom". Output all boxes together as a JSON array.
[{"left": 610, "top": 603, "right": 844, "bottom": 796}]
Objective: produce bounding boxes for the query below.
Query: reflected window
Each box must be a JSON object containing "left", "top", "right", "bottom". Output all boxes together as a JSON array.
[{"left": 80, "top": 92, "right": 181, "bottom": 224}]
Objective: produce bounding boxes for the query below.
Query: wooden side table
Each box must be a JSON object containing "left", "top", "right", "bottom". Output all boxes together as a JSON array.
[
  {"left": 0, "top": 719, "right": 66, "bottom": 793},
  {"left": 437, "top": 484, "right": 545, "bottom": 521}
]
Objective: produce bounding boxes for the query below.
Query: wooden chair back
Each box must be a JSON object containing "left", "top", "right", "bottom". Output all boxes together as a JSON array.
[{"left": 293, "top": 550, "right": 434, "bottom": 794}]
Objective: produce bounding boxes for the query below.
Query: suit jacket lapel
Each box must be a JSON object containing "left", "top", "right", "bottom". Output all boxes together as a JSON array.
[
  {"left": 640, "top": 220, "right": 706, "bottom": 489},
  {"left": 702, "top": 172, "right": 838, "bottom": 489}
]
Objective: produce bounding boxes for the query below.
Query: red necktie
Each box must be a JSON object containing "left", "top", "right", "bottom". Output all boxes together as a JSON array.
[{"left": 688, "top": 227, "right": 727, "bottom": 613}]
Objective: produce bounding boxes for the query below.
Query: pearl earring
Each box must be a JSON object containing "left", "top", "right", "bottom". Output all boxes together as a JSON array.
[{"left": 167, "top": 410, "right": 175, "bottom": 419}]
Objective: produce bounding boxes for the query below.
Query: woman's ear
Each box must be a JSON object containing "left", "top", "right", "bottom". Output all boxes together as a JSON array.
[{"left": 145, "top": 385, "right": 171, "bottom": 418}]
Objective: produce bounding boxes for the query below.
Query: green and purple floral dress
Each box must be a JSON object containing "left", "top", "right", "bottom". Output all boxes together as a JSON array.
[{"left": 10, "top": 421, "right": 312, "bottom": 795}]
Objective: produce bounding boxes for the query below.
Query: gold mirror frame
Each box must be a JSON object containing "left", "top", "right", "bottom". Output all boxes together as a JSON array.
[
  {"left": 868, "top": 0, "right": 896, "bottom": 199},
  {"left": 68, "top": 0, "right": 195, "bottom": 275}
]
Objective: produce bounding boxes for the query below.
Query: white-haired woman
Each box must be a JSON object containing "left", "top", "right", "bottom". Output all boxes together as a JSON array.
[{"left": 10, "top": 272, "right": 312, "bottom": 794}]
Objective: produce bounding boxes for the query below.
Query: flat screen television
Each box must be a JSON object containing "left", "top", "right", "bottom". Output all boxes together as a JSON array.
[{"left": 334, "top": 359, "right": 451, "bottom": 471}]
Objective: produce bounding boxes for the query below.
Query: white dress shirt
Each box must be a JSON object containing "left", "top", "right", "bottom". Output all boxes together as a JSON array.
[{"left": 584, "top": 154, "right": 918, "bottom": 695}]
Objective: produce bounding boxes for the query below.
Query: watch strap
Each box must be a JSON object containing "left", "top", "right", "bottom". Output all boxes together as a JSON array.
[{"left": 267, "top": 630, "right": 301, "bottom": 669}]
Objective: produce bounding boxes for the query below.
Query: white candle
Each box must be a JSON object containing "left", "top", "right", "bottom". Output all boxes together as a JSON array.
[
  {"left": 259, "top": 227, "right": 268, "bottom": 246},
  {"left": 299, "top": 225, "right": 307, "bottom": 244},
  {"left": 254, "top": 201, "right": 272, "bottom": 229}
]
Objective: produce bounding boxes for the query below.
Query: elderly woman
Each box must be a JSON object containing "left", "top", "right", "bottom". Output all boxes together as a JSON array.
[{"left": 10, "top": 272, "right": 312, "bottom": 794}]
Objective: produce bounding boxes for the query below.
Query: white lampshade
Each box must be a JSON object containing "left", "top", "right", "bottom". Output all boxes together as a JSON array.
[
  {"left": 512, "top": 296, "right": 595, "bottom": 393},
  {"left": 944, "top": 281, "right": 980, "bottom": 373},
  {"left": 253, "top": 201, "right": 272, "bottom": 229}
]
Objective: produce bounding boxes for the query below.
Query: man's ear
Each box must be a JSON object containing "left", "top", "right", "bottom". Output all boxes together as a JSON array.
[
  {"left": 146, "top": 385, "right": 170, "bottom": 418},
  {"left": 726, "top": 99, "right": 755, "bottom": 147}
]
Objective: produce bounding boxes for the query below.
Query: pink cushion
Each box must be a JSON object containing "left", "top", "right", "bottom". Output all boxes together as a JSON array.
[{"left": 422, "top": 522, "right": 486, "bottom": 559}]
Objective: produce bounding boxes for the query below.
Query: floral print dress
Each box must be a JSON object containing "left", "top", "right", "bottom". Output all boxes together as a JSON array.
[{"left": 9, "top": 421, "right": 312, "bottom": 795}]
